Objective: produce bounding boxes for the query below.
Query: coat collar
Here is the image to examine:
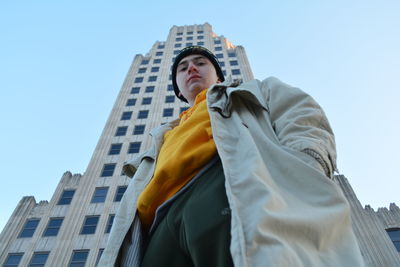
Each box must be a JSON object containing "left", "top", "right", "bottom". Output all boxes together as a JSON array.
[
  {"left": 207, "top": 76, "right": 269, "bottom": 118},
  {"left": 125, "top": 77, "right": 268, "bottom": 177}
]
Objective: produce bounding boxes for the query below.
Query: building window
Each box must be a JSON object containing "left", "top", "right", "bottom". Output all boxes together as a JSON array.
[
  {"left": 157, "top": 44, "right": 165, "bottom": 49},
  {"left": 167, "top": 84, "right": 174, "bottom": 91},
  {"left": 57, "top": 190, "right": 75, "bottom": 205},
  {"left": 130, "top": 87, "right": 140, "bottom": 94},
  {"left": 138, "top": 110, "right": 149, "bottom": 119},
  {"left": 216, "top": 53, "right": 223, "bottom": 59},
  {"left": 187, "top": 36, "right": 193, "bottom": 40},
  {"left": 198, "top": 35, "right": 204, "bottom": 39},
  {"left": 69, "top": 250, "right": 89, "bottom": 267},
  {"left": 3, "top": 253, "right": 23, "bottom": 267},
  {"left": 120, "top": 111, "right": 132, "bottom": 120},
  {"left": 43, "top": 218, "right": 63, "bottom": 237},
  {"left": 91, "top": 187, "right": 109, "bottom": 203},
  {"left": 232, "top": 69, "right": 241, "bottom": 75},
  {"left": 126, "top": 98, "right": 136, "bottom": 106},
  {"left": 96, "top": 249, "right": 104, "bottom": 266},
  {"left": 163, "top": 108, "right": 174, "bottom": 117},
  {"left": 138, "top": 68, "right": 146, "bottom": 73},
  {"left": 229, "top": 60, "right": 238, "bottom": 66},
  {"left": 153, "top": 58, "right": 161, "bottom": 64},
  {"left": 165, "top": 95, "right": 175, "bottom": 103},
  {"left": 197, "top": 30, "right": 204, "bottom": 34},
  {"left": 28, "top": 252, "right": 49, "bottom": 267},
  {"left": 18, "top": 218, "right": 40, "bottom": 238},
  {"left": 180, "top": 107, "right": 189, "bottom": 113},
  {"left": 140, "top": 59, "right": 149, "bottom": 65},
  {"left": 128, "top": 142, "right": 141, "bottom": 154},
  {"left": 197, "top": 41, "right": 204, "bottom": 46},
  {"left": 115, "top": 126, "right": 128, "bottom": 136},
  {"left": 187, "top": 31, "right": 193, "bottom": 35},
  {"left": 114, "top": 186, "right": 127, "bottom": 202},
  {"left": 81, "top": 216, "right": 100, "bottom": 235},
  {"left": 177, "top": 32, "right": 183, "bottom": 36},
  {"left": 155, "top": 51, "right": 163, "bottom": 56},
  {"left": 174, "top": 43, "right": 181, "bottom": 48},
  {"left": 386, "top": 228, "right": 400, "bottom": 251},
  {"left": 186, "top": 42, "right": 193, "bottom": 47},
  {"left": 223, "top": 70, "right": 227, "bottom": 76},
  {"left": 134, "top": 77, "right": 143, "bottom": 83},
  {"left": 100, "top": 163, "right": 116, "bottom": 177},
  {"left": 148, "top": 76, "right": 157, "bottom": 82},
  {"left": 214, "top": 39, "right": 221, "bottom": 44},
  {"left": 215, "top": 46, "right": 222, "bottom": 51},
  {"left": 176, "top": 37, "right": 182, "bottom": 41},
  {"left": 219, "top": 61, "right": 225, "bottom": 67},
  {"left": 151, "top": 67, "right": 159, "bottom": 73},
  {"left": 145, "top": 86, "right": 155, "bottom": 93},
  {"left": 133, "top": 125, "right": 145, "bottom": 135},
  {"left": 173, "top": 50, "right": 180, "bottom": 55},
  {"left": 108, "top": 143, "right": 122, "bottom": 155},
  {"left": 105, "top": 214, "right": 115, "bottom": 233},
  {"left": 141, "top": 97, "right": 152, "bottom": 105},
  {"left": 228, "top": 52, "right": 236, "bottom": 57}
]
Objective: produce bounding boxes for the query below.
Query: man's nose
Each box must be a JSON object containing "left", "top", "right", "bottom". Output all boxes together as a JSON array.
[{"left": 188, "top": 63, "right": 198, "bottom": 73}]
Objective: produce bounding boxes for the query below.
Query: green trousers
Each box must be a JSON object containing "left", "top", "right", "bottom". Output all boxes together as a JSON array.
[{"left": 141, "top": 159, "right": 234, "bottom": 267}]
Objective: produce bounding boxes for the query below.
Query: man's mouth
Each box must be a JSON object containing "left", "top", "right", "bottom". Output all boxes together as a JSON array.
[{"left": 187, "top": 75, "right": 201, "bottom": 83}]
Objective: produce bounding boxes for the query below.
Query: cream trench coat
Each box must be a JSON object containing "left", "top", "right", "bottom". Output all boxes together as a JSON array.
[{"left": 99, "top": 77, "right": 364, "bottom": 266}]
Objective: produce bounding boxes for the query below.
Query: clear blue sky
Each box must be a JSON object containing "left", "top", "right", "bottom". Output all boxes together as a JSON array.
[{"left": 1, "top": 1, "right": 399, "bottom": 231}]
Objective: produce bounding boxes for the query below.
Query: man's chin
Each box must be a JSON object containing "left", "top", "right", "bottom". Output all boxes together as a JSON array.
[{"left": 188, "top": 84, "right": 206, "bottom": 93}]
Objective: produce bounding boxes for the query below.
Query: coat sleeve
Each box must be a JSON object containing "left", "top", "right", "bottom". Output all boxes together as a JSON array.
[{"left": 261, "top": 77, "right": 337, "bottom": 178}]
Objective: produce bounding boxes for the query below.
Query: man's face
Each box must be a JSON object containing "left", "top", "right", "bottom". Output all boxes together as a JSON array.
[{"left": 176, "top": 54, "right": 219, "bottom": 106}]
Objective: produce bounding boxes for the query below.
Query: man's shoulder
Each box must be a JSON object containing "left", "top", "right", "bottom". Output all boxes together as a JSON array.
[
  {"left": 237, "top": 76, "right": 293, "bottom": 93},
  {"left": 251, "top": 76, "right": 291, "bottom": 90}
]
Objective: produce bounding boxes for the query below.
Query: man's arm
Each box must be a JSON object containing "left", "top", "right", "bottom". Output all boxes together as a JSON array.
[{"left": 261, "top": 77, "right": 337, "bottom": 177}]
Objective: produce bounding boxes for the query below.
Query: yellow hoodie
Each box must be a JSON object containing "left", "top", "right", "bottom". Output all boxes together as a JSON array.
[{"left": 137, "top": 89, "right": 216, "bottom": 230}]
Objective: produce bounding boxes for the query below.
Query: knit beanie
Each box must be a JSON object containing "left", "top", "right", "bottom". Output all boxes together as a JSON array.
[{"left": 171, "top": 46, "right": 225, "bottom": 102}]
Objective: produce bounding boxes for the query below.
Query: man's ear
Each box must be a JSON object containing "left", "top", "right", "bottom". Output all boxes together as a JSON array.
[{"left": 178, "top": 92, "right": 183, "bottom": 97}]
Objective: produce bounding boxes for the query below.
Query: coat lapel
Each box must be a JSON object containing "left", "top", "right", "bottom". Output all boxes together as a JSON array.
[{"left": 207, "top": 77, "right": 269, "bottom": 118}]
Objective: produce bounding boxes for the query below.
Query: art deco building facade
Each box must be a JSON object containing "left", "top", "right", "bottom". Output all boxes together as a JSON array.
[{"left": 0, "top": 23, "right": 399, "bottom": 266}]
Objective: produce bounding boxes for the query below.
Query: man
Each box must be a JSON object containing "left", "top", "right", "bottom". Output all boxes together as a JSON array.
[{"left": 99, "top": 46, "right": 364, "bottom": 266}]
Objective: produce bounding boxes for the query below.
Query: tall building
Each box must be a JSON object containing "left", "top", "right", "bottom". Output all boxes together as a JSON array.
[{"left": 0, "top": 23, "right": 399, "bottom": 266}]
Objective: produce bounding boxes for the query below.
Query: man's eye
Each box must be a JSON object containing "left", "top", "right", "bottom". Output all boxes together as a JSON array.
[{"left": 178, "top": 66, "right": 187, "bottom": 72}]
